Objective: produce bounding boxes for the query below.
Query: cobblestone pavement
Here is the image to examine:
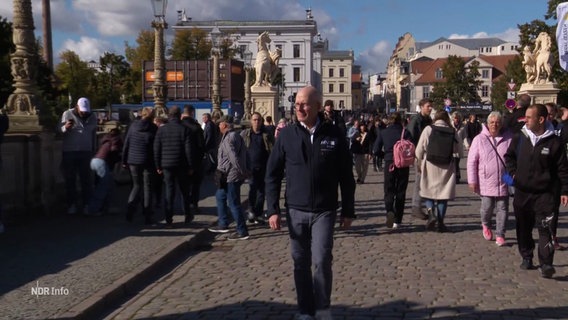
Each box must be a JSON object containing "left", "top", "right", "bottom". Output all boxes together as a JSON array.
[{"left": 103, "top": 168, "right": 568, "bottom": 320}]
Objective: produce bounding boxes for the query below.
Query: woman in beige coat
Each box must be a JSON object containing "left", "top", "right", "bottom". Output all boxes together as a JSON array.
[{"left": 415, "top": 110, "right": 459, "bottom": 232}]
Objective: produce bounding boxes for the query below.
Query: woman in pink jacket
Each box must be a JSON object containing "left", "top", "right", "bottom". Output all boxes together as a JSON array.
[{"left": 467, "top": 111, "right": 512, "bottom": 246}]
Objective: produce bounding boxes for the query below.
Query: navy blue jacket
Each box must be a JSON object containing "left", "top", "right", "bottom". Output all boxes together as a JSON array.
[
  {"left": 373, "top": 123, "right": 412, "bottom": 162},
  {"left": 265, "top": 118, "right": 356, "bottom": 218},
  {"left": 122, "top": 118, "right": 157, "bottom": 167},
  {"left": 154, "top": 118, "right": 192, "bottom": 169}
]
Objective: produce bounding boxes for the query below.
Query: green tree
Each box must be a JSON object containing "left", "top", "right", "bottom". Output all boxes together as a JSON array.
[
  {"left": 124, "top": 29, "right": 155, "bottom": 103},
  {"left": 95, "top": 52, "right": 131, "bottom": 109},
  {"left": 490, "top": 57, "right": 525, "bottom": 112},
  {"left": 430, "top": 55, "right": 481, "bottom": 107},
  {"left": 170, "top": 28, "right": 212, "bottom": 60},
  {"left": 54, "top": 50, "right": 96, "bottom": 107}
]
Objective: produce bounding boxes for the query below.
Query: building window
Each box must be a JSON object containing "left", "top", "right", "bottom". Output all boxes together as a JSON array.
[
  {"left": 329, "top": 84, "right": 334, "bottom": 93},
  {"left": 482, "top": 69, "right": 489, "bottom": 79},
  {"left": 339, "top": 100, "right": 344, "bottom": 108},
  {"left": 511, "top": 45, "right": 515, "bottom": 50},
  {"left": 329, "top": 68, "right": 334, "bottom": 77},
  {"left": 293, "top": 67, "right": 300, "bottom": 82},
  {"left": 293, "top": 44, "right": 300, "bottom": 58},
  {"left": 480, "top": 47, "right": 484, "bottom": 53},
  {"left": 339, "top": 68, "right": 345, "bottom": 77},
  {"left": 339, "top": 83, "right": 345, "bottom": 92},
  {"left": 487, "top": 47, "right": 492, "bottom": 53},
  {"left": 276, "top": 31, "right": 281, "bottom": 36},
  {"left": 435, "top": 68, "right": 443, "bottom": 79},
  {"left": 481, "top": 85, "right": 489, "bottom": 97},
  {"left": 501, "top": 45, "right": 505, "bottom": 51},
  {"left": 239, "top": 45, "right": 247, "bottom": 56},
  {"left": 446, "top": 44, "right": 451, "bottom": 49},
  {"left": 423, "top": 86, "right": 430, "bottom": 98}
]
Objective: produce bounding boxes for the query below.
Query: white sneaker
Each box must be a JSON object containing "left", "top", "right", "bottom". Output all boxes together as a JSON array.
[
  {"left": 392, "top": 223, "right": 399, "bottom": 229},
  {"left": 315, "top": 309, "right": 333, "bottom": 320},
  {"left": 0, "top": 223, "right": 4, "bottom": 234}
]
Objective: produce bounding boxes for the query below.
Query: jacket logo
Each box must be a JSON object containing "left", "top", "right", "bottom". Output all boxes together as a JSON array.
[{"left": 541, "top": 147, "right": 550, "bottom": 155}]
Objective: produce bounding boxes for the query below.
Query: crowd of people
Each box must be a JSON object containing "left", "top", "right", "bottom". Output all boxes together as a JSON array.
[{"left": 53, "top": 90, "right": 568, "bottom": 320}]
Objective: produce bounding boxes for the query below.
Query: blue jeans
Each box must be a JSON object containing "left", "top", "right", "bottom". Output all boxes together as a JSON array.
[
  {"left": 215, "top": 181, "right": 248, "bottom": 236},
  {"left": 61, "top": 151, "right": 93, "bottom": 207},
  {"left": 88, "top": 158, "right": 114, "bottom": 214},
  {"left": 424, "top": 198, "right": 448, "bottom": 220},
  {"left": 287, "top": 208, "right": 336, "bottom": 316}
]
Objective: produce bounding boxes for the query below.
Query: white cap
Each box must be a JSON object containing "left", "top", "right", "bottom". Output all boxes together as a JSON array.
[{"left": 77, "top": 97, "right": 90, "bottom": 112}]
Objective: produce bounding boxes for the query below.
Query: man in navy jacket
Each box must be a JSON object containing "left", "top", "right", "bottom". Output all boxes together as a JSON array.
[{"left": 265, "top": 86, "right": 355, "bottom": 319}]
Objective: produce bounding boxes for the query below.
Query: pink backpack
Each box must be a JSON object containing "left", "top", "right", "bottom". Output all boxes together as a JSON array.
[{"left": 390, "top": 128, "right": 415, "bottom": 171}]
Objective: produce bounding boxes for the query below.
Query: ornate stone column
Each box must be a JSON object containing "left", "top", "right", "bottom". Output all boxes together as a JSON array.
[
  {"left": 152, "top": 18, "right": 168, "bottom": 118},
  {"left": 6, "top": 0, "right": 41, "bottom": 132}
]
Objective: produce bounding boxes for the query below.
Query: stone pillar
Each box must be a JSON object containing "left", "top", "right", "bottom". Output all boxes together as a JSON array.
[
  {"left": 5, "top": 0, "right": 42, "bottom": 133},
  {"left": 518, "top": 83, "right": 560, "bottom": 105},
  {"left": 251, "top": 86, "right": 279, "bottom": 123}
]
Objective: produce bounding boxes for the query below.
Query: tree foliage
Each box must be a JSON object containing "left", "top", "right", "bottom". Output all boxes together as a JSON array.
[
  {"left": 96, "top": 52, "right": 131, "bottom": 108},
  {"left": 429, "top": 55, "right": 481, "bottom": 107},
  {"left": 490, "top": 56, "right": 525, "bottom": 112},
  {"left": 124, "top": 29, "right": 154, "bottom": 103},
  {"left": 170, "top": 28, "right": 212, "bottom": 60}
]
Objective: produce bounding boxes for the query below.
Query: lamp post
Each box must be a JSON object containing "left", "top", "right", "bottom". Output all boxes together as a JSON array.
[
  {"left": 242, "top": 48, "right": 253, "bottom": 121},
  {"left": 151, "top": 0, "right": 168, "bottom": 117},
  {"left": 210, "top": 25, "right": 223, "bottom": 120}
]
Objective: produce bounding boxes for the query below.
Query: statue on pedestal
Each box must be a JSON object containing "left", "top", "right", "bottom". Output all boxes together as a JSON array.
[
  {"left": 522, "top": 46, "right": 536, "bottom": 84},
  {"left": 252, "top": 31, "right": 282, "bottom": 88},
  {"left": 533, "top": 32, "right": 553, "bottom": 84}
]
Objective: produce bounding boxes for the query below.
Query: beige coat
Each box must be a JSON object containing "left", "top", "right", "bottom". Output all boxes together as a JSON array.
[{"left": 415, "top": 120, "right": 458, "bottom": 200}]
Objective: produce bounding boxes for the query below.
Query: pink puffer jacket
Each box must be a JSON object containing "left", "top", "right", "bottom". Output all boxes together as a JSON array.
[{"left": 467, "top": 124, "right": 512, "bottom": 197}]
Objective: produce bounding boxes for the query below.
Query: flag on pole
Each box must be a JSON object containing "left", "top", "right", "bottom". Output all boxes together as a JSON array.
[{"left": 556, "top": 2, "right": 568, "bottom": 71}]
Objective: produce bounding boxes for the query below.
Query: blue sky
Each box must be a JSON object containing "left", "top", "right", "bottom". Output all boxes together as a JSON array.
[{"left": 0, "top": 0, "right": 552, "bottom": 74}]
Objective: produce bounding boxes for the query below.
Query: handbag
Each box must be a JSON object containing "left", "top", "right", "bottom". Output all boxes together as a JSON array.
[{"left": 485, "top": 136, "right": 514, "bottom": 187}]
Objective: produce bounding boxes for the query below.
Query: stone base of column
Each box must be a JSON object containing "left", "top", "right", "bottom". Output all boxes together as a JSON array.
[
  {"left": 251, "top": 86, "right": 279, "bottom": 123},
  {"left": 518, "top": 83, "right": 560, "bottom": 104}
]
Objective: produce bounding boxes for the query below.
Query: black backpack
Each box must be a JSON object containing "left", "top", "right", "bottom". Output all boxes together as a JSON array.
[{"left": 426, "top": 126, "right": 455, "bottom": 165}]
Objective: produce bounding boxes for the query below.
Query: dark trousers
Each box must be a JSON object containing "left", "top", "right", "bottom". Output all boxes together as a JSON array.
[
  {"left": 162, "top": 167, "right": 191, "bottom": 223},
  {"left": 454, "top": 157, "right": 461, "bottom": 181},
  {"left": 513, "top": 189, "right": 555, "bottom": 266},
  {"left": 61, "top": 151, "right": 93, "bottom": 207},
  {"left": 127, "top": 165, "right": 154, "bottom": 217},
  {"left": 248, "top": 167, "right": 266, "bottom": 217},
  {"left": 383, "top": 161, "right": 409, "bottom": 223},
  {"left": 287, "top": 208, "right": 336, "bottom": 316},
  {"left": 189, "top": 165, "right": 203, "bottom": 207}
]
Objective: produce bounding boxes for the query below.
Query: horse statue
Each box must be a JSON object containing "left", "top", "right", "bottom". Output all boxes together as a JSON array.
[
  {"left": 253, "top": 31, "right": 281, "bottom": 87},
  {"left": 522, "top": 46, "right": 536, "bottom": 84},
  {"left": 533, "top": 32, "right": 553, "bottom": 83}
]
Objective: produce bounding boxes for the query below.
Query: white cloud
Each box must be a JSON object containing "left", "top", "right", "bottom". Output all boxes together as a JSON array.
[
  {"left": 59, "top": 36, "right": 113, "bottom": 62},
  {"left": 448, "top": 28, "right": 520, "bottom": 42},
  {"left": 356, "top": 40, "right": 391, "bottom": 75}
]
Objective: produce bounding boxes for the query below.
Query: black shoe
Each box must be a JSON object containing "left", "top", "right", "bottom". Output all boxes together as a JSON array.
[
  {"left": 437, "top": 221, "right": 448, "bottom": 233},
  {"left": 184, "top": 214, "right": 194, "bottom": 225},
  {"left": 208, "top": 226, "right": 230, "bottom": 233},
  {"left": 541, "top": 264, "right": 556, "bottom": 278},
  {"left": 386, "top": 211, "right": 395, "bottom": 229},
  {"left": 520, "top": 258, "right": 534, "bottom": 270},
  {"left": 126, "top": 212, "right": 133, "bottom": 222},
  {"left": 227, "top": 232, "right": 250, "bottom": 241},
  {"left": 412, "top": 207, "right": 428, "bottom": 220},
  {"left": 144, "top": 217, "right": 156, "bottom": 226},
  {"left": 426, "top": 208, "right": 437, "bottom": 231}
]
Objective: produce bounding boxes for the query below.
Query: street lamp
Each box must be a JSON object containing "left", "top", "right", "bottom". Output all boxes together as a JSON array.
[
  {"left": 242, "top": 48, "right": 253, "bottom": 121},
  {"left": 150, "top": 0, "right": 168, "bottom": 117},
  {"left": 210, "top": 25, "right": 223, "bottom": 120}
]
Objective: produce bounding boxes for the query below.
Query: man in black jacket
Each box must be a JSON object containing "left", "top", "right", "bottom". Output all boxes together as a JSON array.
[
  {"left": 266, "top": 86, "right": 355, "bottom": 319},
  {"left": 182, "top": 105, "right": 205, "bottom": 214},
  {"left": 154, "top": 106, "right": 193, "bottom": 226},
  {"left": 504, "top": 104, "right": 568, "bottom": 278},
  {"left": 323, "top": 99, "right": 347, "bottom": 136},
  {"left": 407, "top": 98, "right": 433, "bottom": 220}
]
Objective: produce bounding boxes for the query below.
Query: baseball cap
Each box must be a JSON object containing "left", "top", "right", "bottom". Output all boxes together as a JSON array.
[{"left": 77, "top": 97, "right": 90, "bottom": 112}]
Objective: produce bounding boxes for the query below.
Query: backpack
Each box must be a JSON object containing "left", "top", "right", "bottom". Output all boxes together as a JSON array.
[
  {"left": 391, "top": 128, "right": 415, "bottom": 171},
  {"left": 426, "top": 126, "right": 455, "bottom": 165}
]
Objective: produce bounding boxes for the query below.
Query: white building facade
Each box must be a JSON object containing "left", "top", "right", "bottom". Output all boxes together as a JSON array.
[{"left": 172, "top": 14, "right": 319, "bottom": 106}]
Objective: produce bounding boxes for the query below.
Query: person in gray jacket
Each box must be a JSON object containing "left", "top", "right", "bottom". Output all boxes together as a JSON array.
[
  {"left": 59, "top": 97, "right": 98, "bottom": 215},
  {"left": 208, "top": 115, "right": 250, "bottom": 240}
]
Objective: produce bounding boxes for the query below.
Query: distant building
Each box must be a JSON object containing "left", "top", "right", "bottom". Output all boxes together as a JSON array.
[
  {"left": 321, "top": 50, "right": 354, "bottom": 110},
  {"left": 172, "top": 9, "right": 318, "bottom": 106},
  {"left": 386, "top": 33, "right": 520, "bottom": 111}
]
